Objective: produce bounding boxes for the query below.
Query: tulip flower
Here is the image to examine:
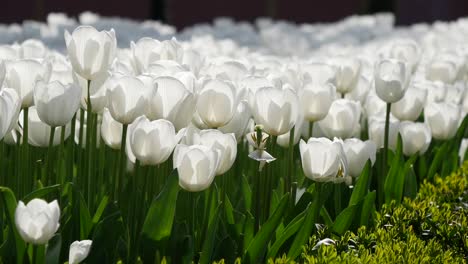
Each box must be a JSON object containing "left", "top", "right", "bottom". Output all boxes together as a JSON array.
[
  {"left": 252, "top": 85, "right": 299, "bottom": 136},
  {"left": 33, "top": 80, "right": 81, "bottom": 127},
  {"left": 299, "top": 137, "right": 348, "bottom": 183},
  {"left": 0, "top": 88, "right": 21, "bottom": 140},
  {"left": 65, "top": 26, "right": 117, "bottom": 80},
  {"left": 386, "top": 39, "right": 420, "bottom": 73},
  {"left": 328, "top": 57, "right": 361, "bottom": 96},
  {"left": 20, "top": 107, "right": 70, "bottom": 147},
  {"left": 399, "top": 121, "right": 431, "bottom": 156},
  {"left": 196, "top": 129, "right": 237, "bottom": 175},
  {"left": 345, "top": 76, "right": 370, "bottom": 104},
  {"left": 219, "top": 101, "right": 251, "bottom": 142},
  {"left": 130, "top": 117, "right": 182, "bottom": 166},
  {"left": 69, "top": 240, "right": 92, "bottom": 264},
  {"left": 300, "top": 82, "right": 336, "bottom": 122},
  {"left": 147, "top": 76, "right": 196, "bottom": 131},
  {"left": 317, "top": 99, "right": 361, "bottom": 139},
  {"left": 425, "top": 53, "right": 459, "bottom": 84},
  {"left": 5, "top": 59, "right": 52, "bottom": 108},
  {"left": 101, "top": 108, "right": 122, "bottom": 149},
  {"left": 74, "top": 71, "right": 109, "bottom": 114},
  {"left": 302, "top": 62, "right": 337, "bottom": 86},
  {"left": 368, "top": 117, "right": 400, "bottom": 150},
  {"left": 131, "top": 37, "right": 163, "bottom": 74},
  {"left": 196, "top": 78, "right": 238, "bottom": 128},
  {"left": 106, "top": 75, "right": 150, "bottom": 125},
  {"left": 374, "top": 58, "right": 411, "bottom": 103},
  {"left": 391, "top": 87, "right": 427, "bottom": 121},
  {"left": 15, "top": 198, "right": 60, "bottom": 244},
  {"left": 341, "top": 138, "right": 377, "bottom": 178},
  {"left": 424, "top": 102, "right": 461, "bottom": 140},
  {"left": 21, "top": 39, "right": 47, "bottom": 59},
  {"left": 277, "top": 113, "right": 304, "bottom": 148},
  {"left": 173, "top": 144, "right": 220, "bottom": 192}
]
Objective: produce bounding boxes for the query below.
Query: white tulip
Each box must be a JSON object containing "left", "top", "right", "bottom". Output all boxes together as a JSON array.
[
  {"left": 69, "top": 240, "right": 92, "bottom": 264},
  {"left": 391, "top": 86, "right": 427, "bottom": 121},
  {"left": 219, "top": 101, "right": 251, "bottom": 142},
  {"left": 20, "top": 107, "right": 70, "bottom": 147},
  {"left": 252, "top": 85, "right": 299, "bottom": 136},
  {"left": 106, "top": 75, "right": 150, "bottom": 124},
  {"left": 277, "top": 113, "right": 304, "bottom": 148},
  {"left": 130, "top": 117, "right": 182, "bottom": 166},
  {"left": 425, "top": 53, "right": 459, "bottom": 84},
  {"left": 302, "top": 62, "right": 336, "bottom": 85},
  {"left": 386, "top": 39, "right": 420, "bottom": 73},
  {"left": 21, "top": 39, "right": 47, "bottom": 59},
  {"left": 196, "top": 129, "right": 237, "bottom": 175},
  {"left": 74, "top": 71, "right": 109, "bottom": 114},
  {"left": 424, "top": 102, "right": 460, "bottom": 140},
  {"left": 300, "top": 82, "right": 336, "bottom": 122},
  {"left": 131, "top": 37, "right": 162, "bottom": 74},
  {"left": 368, "top": 117, "right": 400, "bottom": 150},
  {"left": 5, "top": 59, "right": 51, "bottom": 108},
  {"left": 33, "top": 80, "right": 81, "bottom": 127},
  {"left": 299, "top": 138, "right": 348, "bottom": 183},
  {"left": 345, "top": 76, "right": 370, "bottom": 104},
  {"left": 173, "top": 144, "right": 220, "bottom": 192},
  {"left": 399, "top": 121, "right": 431, "bottom": 156},
  {"left": 329, "top": 57, "right": 361, "bottom": 95},
  {"left": 341, "top": 139, "right": 376, "bottom": 178},
  {"left": 196, "top": 78, "right": 237, "bottom": 128},
  {"left": 15, "top": 199, "right": 60, "bottom": 245},
  {"left": 101, "top": 108, "right": 122, "bottom": 149},
  {"left": 318, "top": 99, "right": 361, "bottom": 139},
  {"left": 65, "top": 26, "right": 117, "bottom": 80},
  {"left": 0, "top": 88, "right": 21, "bottom": 140},
  {"left": 374, "top": 58, "right": 410, "bottom": 103}
]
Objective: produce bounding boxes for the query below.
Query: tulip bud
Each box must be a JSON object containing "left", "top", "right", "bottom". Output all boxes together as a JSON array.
[
  {"left": 317, "top": 99, "right": 361, "bottom": 139},
  {"left": 368, "top": 117, "right": 400, "bottom": 150},
  {"left": 341, "top": 138, "right": 376, "bottom": 178},
  {"left": 299, "top": 138, "right": 348, "bottom": 183},
  {"left": 0, "top": 88, "right": 21, "bottom": 140},
  {"left": 69, "top": 240, "right": 92, "bottom": 264},
  {"left": 130, "top": 117, "right": 182, "bottom": 166},
  {"left": 252, "top": 85, "right": 299, "bottom": 136},
  {"left": 173, "top": 144, "right": 220, "bottom": 192},
  {"left": 374, "top": 58, "right": 410, "bottom": 103},
  {"left": 424, "top": 102, "right": 460, "bottom": 140},
  {"left": 5, "top": 59, "right": 52, "bottom": 108},
  {"left": 300, "top": 82, "right": 336, "bottom": 122},
  {"left": 391, "top": 87, "right": 427, "bottom": 121},
  {"left": 33, "top": 80, "right": 81, "bottom": 127},
  {"left": 196, "top": 78, "right": 238, "bottom": 128},
  {"left": 65, "top": 26, "right": 117, "bottom": 80},
  {"left": 399, "top": 121, "right": 431, "bottom": 156},
  {"left": 101, "top": 108, "right": 122, "bottom": 149},
  {"left": 196, "top": 129, "right": 237, "bottom": 175},
  {"left": 15, "top": 199, "right": 60, "bottom": 245}
]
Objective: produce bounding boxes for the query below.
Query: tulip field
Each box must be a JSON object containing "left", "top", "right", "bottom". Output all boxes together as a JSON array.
[{"left": 1, "top": 12, "right": 468, "bottom": 263}]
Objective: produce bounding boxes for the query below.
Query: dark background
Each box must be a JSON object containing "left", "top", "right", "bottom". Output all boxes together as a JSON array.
[{"left": 2, "top": 0, "right": 468, "bottom": 28}]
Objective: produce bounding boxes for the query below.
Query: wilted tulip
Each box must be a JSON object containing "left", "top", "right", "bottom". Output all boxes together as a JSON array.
[
  {"left": 130, "top": 117, "right": 182, "bottom": 165},
  {"left": 106, "top": 75, "right": 150, "bottom": 124},
  {"left": 318, "top": 99, "right": 361, "bottom": 139},
  {"left": 341, "top": 138, "right": 376, "bottom": 178},
  {"left": 0, "top": 88, "right": 21, "bottom": 140},
  {"left": 5, "top": 59, "right": 52, "bottom": 108},
  {"left": 33, "top": 80, "right": 81, "bottom": 127},
  {"left": 196, "top": 129, "right": 237, "bottom": 175},
  {"left": 20, "top": 107, "right": 70, "bottom": 147},
  {"left": 424, "top": 102, "right": 460, "bottom": 140},
  {"left": 252, "top": 85, "right": 299, "bottom": 136},
  {"left": 173, "top": 144, "right": 220, "bottom": 192},
  {"left": 300, "top": 82, "right": 336, "bottom": 122},
  {"left": 299, "top": 138, "right": 348, "bottom": 183},
  {"left": 368, "top": 117, "right": 400, "bottom": 150},
  {"left": 147, "top": 76, "right": 196, "bottom": 130},
  {"left": 374, "top": 58, "right": 410, "bottom": 103},
  {"left": 196, "top": 78, "right": 237, "bottom": 128},
  {"left": 69, "top": 240, "right": 92, "bottom": 264},
  {"left": 101, "top": 108, "right": 122, "bottom": 149},
  {"left": 391, "top": 86, "right": 427, "bottom": 121},
  {"left": 399, "top": 121, "right": 431, "bottom": 156},
  {"left": 65, "top": 26, "right": 117, "bottom": 80},
  {"left": 15, "top": 199, "right": 60, "bottom": 244}
]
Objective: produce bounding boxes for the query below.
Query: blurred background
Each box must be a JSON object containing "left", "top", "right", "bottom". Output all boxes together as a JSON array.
[{"left": 2, "top": 0, "right": 468, "bottom": 28}]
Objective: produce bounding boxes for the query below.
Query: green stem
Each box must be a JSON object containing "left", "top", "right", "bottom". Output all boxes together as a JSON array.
[
  {"left": 308, "top": 121, "right": 314, "bottom": 139},
  {"left": 23, "top": 108, "right": 29, "bottom": 197},
  {"left": 44, "top": 126, "right": 56, "bottom": 185},
  {"left": 115, "top": 124, "right": 128, "bottom": 200},
  {"left": 59, "top": 125, "right": 65, "bottom": 184},
  {"left": 69, "top": 113, "right": 76, "bottom": 182},
  {"left": 77, "top": 108, "right": 85, "bottom": 188},
  {"left": 383, "top": 103, "right": 391, "bottom": 179},
  {"left": 286, "top": 126, "right": 295, "bottom": 195}
]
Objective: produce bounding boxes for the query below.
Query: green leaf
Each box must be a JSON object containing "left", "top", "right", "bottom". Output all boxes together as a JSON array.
[
  {"left": 242, "top": 213, "right": 255, "bottom": 253},
  {"left": 92, "top": 196, "right": 109, "bottom": 225},
  {"left": 360, "top": 191, "right": 376, "bottom": 227},
  {"left": 244, "top": 194, "right": 288, "bottom": 264},
  {"left": 45, "top": 234, "right": 61, "bottom": 264},
  {"left": 385, "top": 150, "right": 417, "bottom": 204},
  {"left": 78, "top": 191, "right": 92, "bottom": 239},
  {"left": 349, "top": 160, "right": 371, "bottom": 206},
  {"left": 142, "top": 169, "right": 180, "bottom": 242},
  {"left": 404, "top": 167, "right": 418, "bottom": 199},
  {"left": 241, "top": 175, "right": 252, "bottom": 212},
  {"left": 0, "top": 187, "right": 26, "bottom": 264},
  {"left": 332, "top": 205, "right": 357, "bottom": 235},
  {"left": 23, "top": 184, "right": 60, "bottom": 203},
  {"left": 267, "top": 209, "right": 306, "bottom": 259},
  {"left": 199, "top": 204, "right": 222, "bottom": 264},
  {"left": 384, "top": 134, "right": 403, "bottom": 204},
  {"left": 427, "top": 142, "right": 449, "bottom": 180}
]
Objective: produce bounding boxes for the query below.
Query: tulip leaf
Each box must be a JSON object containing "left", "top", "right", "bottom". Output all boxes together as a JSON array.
[
  {"left": 349, "top": 160, "right": 371, "bottom": 206},
  {"left": 242, "top": 212, "right": 255, "bottom": 253},
  {"left": 199, "top": 204, "right": 221, "bottom": 264},
  {"left": 427, "top": 142, "right": 449, "bottom": 180},
  {"left": 384, "top": 134, "right": 403, "bottom": 204},
  {"left": 0, "top": 187, "right": 26, "bottom": 264},
  {"left": 241, "top": 175, "right": 252, "bottom": 212},
  {"left": 142, "top": 169, "right": 180, "bottom": 242},
  {"left": 404, "top": 167, "right": 418, "bottom": 199},
  {"left": 244, "top": 194, "right": 288, "bottom": 264},
  {"left": 332, "top": 204, "right": 357, "bottom": 235},
  {"left": 22, "top": 184, "right": 61, "bottom": 203},
  {"left": 78, "top": 191, "right": 92, "bottom": 239},
  {"left": 360, "top": 191, "right": 376, "bottom": 227},
  {"left": 45, "top": 234, "right": 61, "bottom": 264},
  {"left": 267, "top": 209, "right": 306, "bottom": 259},
  {"left": 92, "top": 196, "right": 109, "bottom": 225}
]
